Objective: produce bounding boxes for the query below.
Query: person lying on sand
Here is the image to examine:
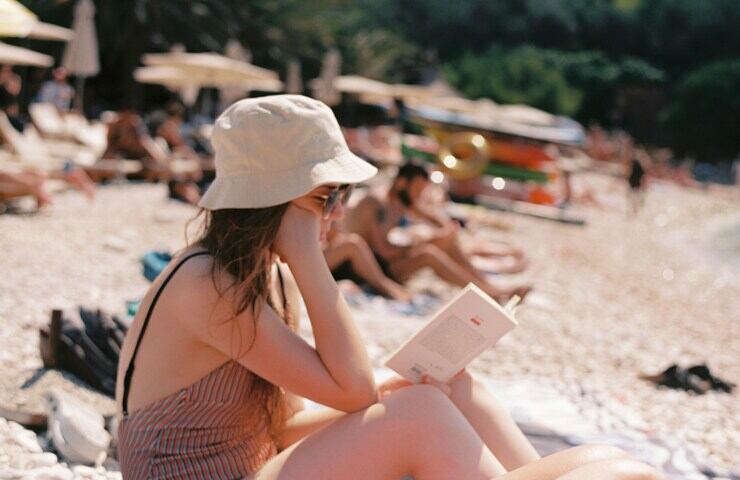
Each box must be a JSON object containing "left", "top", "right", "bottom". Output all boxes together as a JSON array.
[
  {"left": 342, "top": 162, "right": 531, "bottom": 303},
  {"left": 0, "top": 163, "right": 95, "bottom": 210},
  {"left": 104, "top": 104, "right": 202, "bottom": 204},
  {"left": 115, "top": 95, "right": 662, "bottom": 480},
  {"left": 323, "top": 224, "right": 412, "bottom": 302}
]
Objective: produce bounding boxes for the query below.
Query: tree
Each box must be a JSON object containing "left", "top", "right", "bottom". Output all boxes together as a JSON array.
[
  {"left": 445, "top": 46, "right": 582, "bottom": 116},
  {"left": 661, "top": 60, "right": 740, "bottom": 159}
]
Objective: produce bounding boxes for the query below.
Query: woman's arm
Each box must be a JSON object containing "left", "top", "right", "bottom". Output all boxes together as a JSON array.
[
  {"left": 181, "top": 207, "right": 377, "bottom": 413},
  {"left": 277, "top": 207, "right": 377, "bottom": 407},
  {"left": 275, "top": 407, "right": 345, "bottom": 450}
]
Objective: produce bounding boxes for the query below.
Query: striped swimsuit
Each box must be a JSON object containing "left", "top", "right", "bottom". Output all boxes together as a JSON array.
[{"left": 117, "top": 252, "right": 278, "bottom": 478}]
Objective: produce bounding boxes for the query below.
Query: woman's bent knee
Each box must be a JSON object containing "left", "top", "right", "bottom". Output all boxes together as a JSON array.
[
  {"left": 384, "top": 384, "right": 453, "bottom": 412},
  {"left": 383, "top": 384, "right": 461, "bottom": 426}
]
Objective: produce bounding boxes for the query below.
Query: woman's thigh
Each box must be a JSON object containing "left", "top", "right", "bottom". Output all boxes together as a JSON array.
[{"left": 251, "top": 385, "right": 504, "bottom": 480}]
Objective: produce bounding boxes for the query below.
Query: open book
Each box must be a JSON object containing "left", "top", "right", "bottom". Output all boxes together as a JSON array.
[{"left": 384, "top": 283, "right": 519, "bottom": 383}]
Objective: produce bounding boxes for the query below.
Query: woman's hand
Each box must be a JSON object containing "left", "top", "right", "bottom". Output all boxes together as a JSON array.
[
  {"left": 377, "top": 375, "right": 413, "bottom": 400},
  {"left": 377, "top": 370, "right": 466, "bottom": 400},
  {"left": 273, "top": 204, "right": 322, "bottom": 263}
]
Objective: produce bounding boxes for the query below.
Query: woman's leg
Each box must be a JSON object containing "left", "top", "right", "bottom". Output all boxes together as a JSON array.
[
  {"left": 390, "top": 244, "right": 526, "bottom": 302},
  {"left": 429, "top": 234, "right": 532, "bottom": 289},
  {"left": 442, "top": 374, "right": 663, "bottom": 479},
  {"left": 446, "top": 370, "right": 540, "bottom": 470},
  {"left": 324, "top": 233, "right": 411, "bottom": 301},
  {"left": 252, "top": 384, "right": 506, "bottom": 480},
  {"left": 429, "top": 232, "right": 490, "bottom": 281},
  {"left": 554, "top": 458, "right": 662, "bottom": 480},
  {"left": 498, "top": 447, "right": 662, "bottom": 480}
]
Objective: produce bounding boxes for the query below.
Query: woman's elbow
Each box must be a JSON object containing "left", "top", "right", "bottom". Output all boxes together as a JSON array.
[{"left": 335, "top": 384, "right": 378, "bottom": 412}]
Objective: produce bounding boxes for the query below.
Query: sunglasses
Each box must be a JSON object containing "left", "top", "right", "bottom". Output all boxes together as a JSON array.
[{"left": 321, "top": 184, "right": 353, "bottom": 219}]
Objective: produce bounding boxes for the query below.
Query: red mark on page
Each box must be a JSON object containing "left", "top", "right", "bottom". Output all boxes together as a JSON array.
[{"left": 470, "top": 316, "right": 482, "bottom": 326}]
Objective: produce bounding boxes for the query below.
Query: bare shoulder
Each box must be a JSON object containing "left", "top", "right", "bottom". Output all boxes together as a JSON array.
[
  {"left": 353, "top": 193, "right": 384, "bottom": 219},
  {"left": 164, "top": 250, "right": 253, "bottom": 332},
  {"left": 357, "top": 192, "right": 382, "bottom": 209}
]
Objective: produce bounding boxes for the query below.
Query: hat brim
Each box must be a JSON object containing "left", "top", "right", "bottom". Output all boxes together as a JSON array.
[{"left": 197, "top": 151, "right": 378, "bottom": 210}]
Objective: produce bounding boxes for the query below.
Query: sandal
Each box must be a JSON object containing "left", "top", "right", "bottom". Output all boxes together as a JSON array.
[
  {"left": 687, "top": 364, "right": 736, "bottom": 393},
  {"left": 640, "top": 364, "right": 711, "bottom": 394}
]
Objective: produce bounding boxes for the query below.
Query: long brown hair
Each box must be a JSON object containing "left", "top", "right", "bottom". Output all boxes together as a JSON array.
[{"left": 188, "top": 204, "right": 292, "bottom": 438}]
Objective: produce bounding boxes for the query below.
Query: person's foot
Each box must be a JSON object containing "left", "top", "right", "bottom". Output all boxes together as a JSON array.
[
  {"left": 384, "top": 282, "right": 413, "bottom": 303},
  {"left": 62, "top": 168, "right": 96, "bottom": 199},
  {"left": 169, "top": 181, "right": 201, "bottom": 205},
  {"left": 33, "top": 185, "right": 53, "bottom": 208},
  {"left": 489, "top": 284, "right": 531, "bottom": 305}
]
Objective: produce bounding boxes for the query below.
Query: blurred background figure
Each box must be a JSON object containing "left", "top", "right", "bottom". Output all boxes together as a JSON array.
[{"left": 36, "top": 67, "right": 74, "bottom": 111}]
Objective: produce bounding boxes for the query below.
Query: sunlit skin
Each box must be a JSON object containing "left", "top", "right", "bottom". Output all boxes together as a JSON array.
[
  {"left": 116, "top": 184, "right": 662, "bottom": 480},
  {"left": 342, "top": 178, "right": 532, "bottom": 303}
]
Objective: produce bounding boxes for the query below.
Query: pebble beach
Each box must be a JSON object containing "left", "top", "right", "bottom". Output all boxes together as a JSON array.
[{"left": 0, "top": 176, "right": 738, "bottom": 477}]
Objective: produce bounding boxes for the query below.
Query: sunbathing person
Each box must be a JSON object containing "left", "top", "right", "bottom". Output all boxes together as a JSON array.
[
  {"left": 104, "top": 104, "right": 202, "bottom": 203},
  {"left": 115, "top": 95, "right": 660, "bottom": 480},
  {"left": 153, "top": 101, "right": 202, "bottom": 161},
  {"left": 324, "top": 224, "right": 412, "bottom": 302},
  {"left": 343, "top": 162, "right": 531, "bottom": 303},
  {"left": 0, "top": 164, "right": 95, "bottom": 210},
  {"left": 103, "top": 106, "right": 171, "bottom": 180}
]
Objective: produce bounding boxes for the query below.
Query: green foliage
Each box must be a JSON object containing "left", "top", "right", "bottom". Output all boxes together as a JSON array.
[
  {"left": 342, "top": 29, "right": 422, "bottom": 82},
  {"left": 17, "top": 0, "right": 740, "bottom": 160},
  {"left": 444, "top": 46, "right": 664, "bottom": 123},
  {"left": 661, "top": 60, "right": 740, "bottom": 158},
  {"left": 445, "top": 46, "right": 582, "bottom": 116}
]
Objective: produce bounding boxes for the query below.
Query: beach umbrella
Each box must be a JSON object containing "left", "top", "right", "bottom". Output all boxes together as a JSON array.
[
  {"left": 312, "top": 48, "right": 341, "bottom": 106},
  {"left": 134, "top": 66, "right": 283, "bottom": 91},
  {"left": 410, "top": 96, "right": 489, "bottom": 114},
  {"left": 62, "top": 0, "right": 99, "bottom": 110},
  {"left": 141, "top": 51, "right": 278, "bottom": 84},
  {"left": 164, "top": 43, "right": 199, "bottom": 107},
  {"left": 388, "top": 82, "right": 455, "bottom": 102},
  {"left": 141, "top": 50, "right": 280, "bottom": 114},
  {"left": 0, "top": 41, "right": 52, "bottom": 67},
  {"left": 333, "top": 75, "right": 391, "bottom": 96},
  {"left": 285, "top": 58, "right": 302, "bottom": 94},
  {"left": 0, "top": 0, "right": 73, "bottom": 41},
  {"left": 309, "top": 74, "right": 390, "bottom": 104},
  {"left": 495, "top": 105, "right": 558, "bottom": 127}
]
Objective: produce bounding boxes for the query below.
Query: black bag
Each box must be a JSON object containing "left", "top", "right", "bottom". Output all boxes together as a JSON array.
[{"left": 40, "top": 308, "right": 129, "bottom": 397}]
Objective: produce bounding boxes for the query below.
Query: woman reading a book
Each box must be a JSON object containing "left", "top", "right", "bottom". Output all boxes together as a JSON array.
[{"left": 115, "top": 95, "right": 661, "bottom": 480}]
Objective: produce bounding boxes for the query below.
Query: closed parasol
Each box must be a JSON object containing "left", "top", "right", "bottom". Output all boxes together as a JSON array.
[{"left": 0, "top": 41, "right": 52, "bottom": 67}]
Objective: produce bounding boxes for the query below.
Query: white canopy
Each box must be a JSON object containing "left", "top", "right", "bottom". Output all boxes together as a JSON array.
[
  {"left": 0, "top": 0, "right": 73, "bottom": 41},
  {"left": 134, "top": 65, "right": 282, "bottom": 91},
  {"left": 0, "top": 41, "right": 52, "bottom": 67},
  {"left": 141, "top": 52, "right": 279, "bottom": 84}
]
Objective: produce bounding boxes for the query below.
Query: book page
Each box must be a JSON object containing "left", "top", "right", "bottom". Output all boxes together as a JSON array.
[
  {"left": 419, "top": 314, "right": 487, "bottom": 364},
  {"left": 384, "top": 284, "right": 517, "bottom": 383}
]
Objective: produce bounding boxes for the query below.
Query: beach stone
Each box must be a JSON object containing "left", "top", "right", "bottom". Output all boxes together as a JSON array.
[{"left": 1, "top": 179, "right": 738, "bottom": 474}]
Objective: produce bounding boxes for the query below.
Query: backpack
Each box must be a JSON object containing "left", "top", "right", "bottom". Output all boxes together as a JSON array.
[{"left": 40, "top": 308, "right": 129, "bottom": 397}]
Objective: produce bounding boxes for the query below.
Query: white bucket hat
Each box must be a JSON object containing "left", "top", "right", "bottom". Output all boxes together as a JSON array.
[{"left": 198, "top": 94, "right": 378, "bottom": 209}]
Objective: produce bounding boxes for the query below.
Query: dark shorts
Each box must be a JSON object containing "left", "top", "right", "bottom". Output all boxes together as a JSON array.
[{"left": 331, "top": 253, "right": 397, "bottom": 287}]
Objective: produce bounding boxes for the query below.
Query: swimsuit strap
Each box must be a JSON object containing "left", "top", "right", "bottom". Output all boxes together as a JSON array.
[{"left": 121, "top": 250, "right": 209, "bottom": 415}]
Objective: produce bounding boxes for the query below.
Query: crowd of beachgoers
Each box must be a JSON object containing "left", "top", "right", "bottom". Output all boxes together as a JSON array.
[
  {"left": 1, "top": 173, "right": 737, "bottom": 477},
  {"left": 1, "top": 66, "right": 739, "bottom": 478}
]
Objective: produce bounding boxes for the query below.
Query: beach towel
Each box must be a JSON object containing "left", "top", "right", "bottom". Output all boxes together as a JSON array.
[{"left": 140, "top": 250, "right": 172, "bottom": 282}]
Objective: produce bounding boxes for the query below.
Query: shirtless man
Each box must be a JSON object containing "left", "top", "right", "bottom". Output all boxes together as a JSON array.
[{"left": 343, "top": 163, "right": 530, "bottom": 302}]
